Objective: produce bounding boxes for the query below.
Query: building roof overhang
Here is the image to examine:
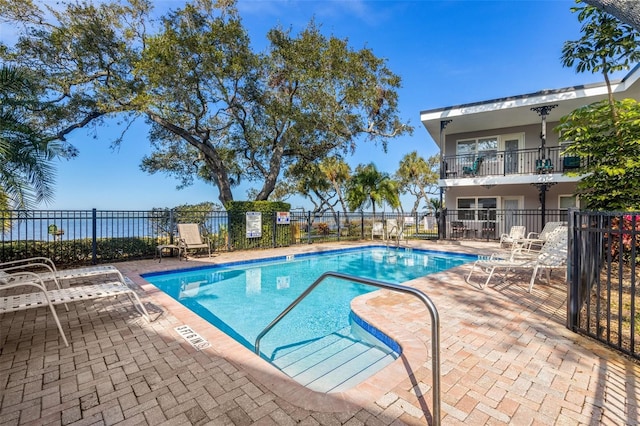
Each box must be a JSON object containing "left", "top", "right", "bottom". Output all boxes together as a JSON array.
[{"left": 420, "top": 64, "right": 640, "bottom": 149}]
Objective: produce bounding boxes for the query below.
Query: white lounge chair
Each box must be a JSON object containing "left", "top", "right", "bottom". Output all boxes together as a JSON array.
[
  {"left": 499, "top": 225, "right": 526, "bottom": 248},
  {"left": 177, "top": 223, "right": 212, "bottom": 259},
  {"left": 372, "top": 221, "right": 385, "bottom": 240},
  {"left": 466, "top": 226, "right": 568, "bottom": 292},
  {"left": 0, "top": 269, "right": 151, "bottom": 347},
  {"left": 0, "top": 256, "right": 125, "bottom": 287},
  {"left": 520, "top": 221, "right": 567, "bottom": 251}
]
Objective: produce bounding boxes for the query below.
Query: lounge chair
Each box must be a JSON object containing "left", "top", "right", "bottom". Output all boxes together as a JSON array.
[
  {"left": 465, "top": 226, "right": 568, "bottom": 292},
  {"left": 0, "top": 256, "right": 125, "bottom": 287},
  {"left": 177, "top": 223, "right": 212, "bottom": 259},
  {"left": 499, "top": 225, "right": 526, "bottom": 248},
  {"left": 372, "top": 221, "right": 385, "bottom": 240},
  {"left": 520, "top": 221, "right": 566, "bottom": 251},
  {"left": 0, "top": 269, "right": 151, "bottom": 347}
]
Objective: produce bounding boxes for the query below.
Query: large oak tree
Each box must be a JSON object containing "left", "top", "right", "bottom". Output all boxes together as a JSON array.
[{"left": 0, "top": 0, "right": 411, "bottom": 205}]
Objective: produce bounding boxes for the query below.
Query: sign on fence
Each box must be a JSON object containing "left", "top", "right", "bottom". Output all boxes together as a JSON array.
[
  {"left": 276, "top": 211, "right": 290, "bottom": 224},
  {"left": 246, "top": 212, "right": 262, "bottom": 238}
]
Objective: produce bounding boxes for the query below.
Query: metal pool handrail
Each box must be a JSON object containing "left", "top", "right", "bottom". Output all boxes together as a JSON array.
[{"left": 254, "top": 271, "right": 441, "bottom": 426}]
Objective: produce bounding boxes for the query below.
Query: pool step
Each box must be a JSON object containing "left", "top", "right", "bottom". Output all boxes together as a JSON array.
[{"left": 271, "top": 327, "right": 398, "bottom": 393}]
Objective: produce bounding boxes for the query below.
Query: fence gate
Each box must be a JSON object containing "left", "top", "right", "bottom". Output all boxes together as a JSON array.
[{"left": 567, "top": 209, "right": 639, "bottom": 360}]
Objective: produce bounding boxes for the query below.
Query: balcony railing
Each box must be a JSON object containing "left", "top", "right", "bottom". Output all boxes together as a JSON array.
[{"left": 441, "top": 146, "right": 585, "bottom": 179}]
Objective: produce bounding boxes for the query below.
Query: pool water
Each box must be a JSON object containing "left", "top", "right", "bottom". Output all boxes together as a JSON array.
[{"left": 143, "top": 246, "right": 473, "bottom": 391}]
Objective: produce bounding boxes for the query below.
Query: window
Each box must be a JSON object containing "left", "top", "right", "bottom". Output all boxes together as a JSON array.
[
  {"left": 456, "top": 137, "right": 498, "bottom": 162},
  {"left": 457, "top": 197, "right": 497, "bottom": 220},
  {"left": 559, "top": 195, "right": 579, "bottom": 209}
]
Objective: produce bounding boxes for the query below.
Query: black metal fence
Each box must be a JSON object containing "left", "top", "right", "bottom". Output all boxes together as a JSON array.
[
  {"left": 0, "top": 209, "right": 439, "bottom": 265},
  {"left": 440, "top": 209, "right": 567, "bottom": 241},
  {"left": 567, "top": 210, "right": 639, "bottom": 360}
]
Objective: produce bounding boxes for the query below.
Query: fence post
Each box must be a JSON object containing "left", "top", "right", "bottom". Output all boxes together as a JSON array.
[
  {"left": 566, "top": 208, "right": 578, "bottom": 330},
  {"left": 439, "top": 208, "right": 447, "bottom": 240},
  {"left": 169, "top": 209, "right": 175, "bottom": 244},
  {"left": 337, "top": 211, "right": 341, "bottom": 241},
  {"left": 91, "top": 208, "right": 97, "bottom": 265},
  {"left": 307, "top": 211, "right": 312, "bottom": 244},
  {"left": 272, "top": 212, "right": 277, "bottom": 248},
  {"left": 361, "top": 211, "right": 364, "bottom": 239}
]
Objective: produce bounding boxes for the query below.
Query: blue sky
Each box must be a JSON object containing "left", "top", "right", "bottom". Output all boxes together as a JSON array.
[{"left": 4, "top": 0, "right": 628, "bottom": 211}]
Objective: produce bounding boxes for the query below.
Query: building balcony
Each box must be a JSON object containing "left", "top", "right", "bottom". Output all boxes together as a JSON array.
[{"left": 440, "top": 146, "right": 585, "bottom": 184}]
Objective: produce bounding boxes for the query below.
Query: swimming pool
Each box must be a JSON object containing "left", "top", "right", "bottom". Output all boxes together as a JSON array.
[{"left": 143, "top": 246, "right": 473, "bottom": 392}]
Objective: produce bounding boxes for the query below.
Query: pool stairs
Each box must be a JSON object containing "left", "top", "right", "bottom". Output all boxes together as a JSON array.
[{"left": 268, "top": 324, "right": 399, "bottom": 393}]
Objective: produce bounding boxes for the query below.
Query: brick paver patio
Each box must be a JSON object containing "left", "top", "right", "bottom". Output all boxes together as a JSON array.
[{"left": 1, "top": 240, "right": 639, "bottom": 425}]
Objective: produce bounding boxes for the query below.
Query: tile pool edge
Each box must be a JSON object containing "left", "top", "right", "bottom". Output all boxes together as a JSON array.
[{"left": 141, "top": 245, "right": 477, "bottom": 279}]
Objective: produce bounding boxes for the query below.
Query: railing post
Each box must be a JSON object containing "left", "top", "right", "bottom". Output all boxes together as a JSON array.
[
  {"left": 307, "top": 211, "right": 312, "bottom": 244},
  {"left": 337, "top": 211, "right": 341, "bottom": 241},
  {"left": 254, "top": 271, "right": 441, "bottom": 425},
  {"left": 91, "top": 208, "right": 97, "bottom": 265}
]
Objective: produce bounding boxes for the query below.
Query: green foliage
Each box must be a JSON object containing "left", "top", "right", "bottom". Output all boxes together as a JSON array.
[
  {"left": 395, "top": 152, "right": 440, "bottom": 215},
  {"left": 225, "top": 200, "right": 291, "bottom": 250},
  {"left": 0, "top": 65, "right": 69, "bottom": 209},
  {"left": 0, "top": 237, "right": 157, "bottom": 266},
  {"left": 149, "top": 201, "right": 220, "bottom": 236},
  {"left": 0, "top": 0, "right": 411, "bottom": 205},
  {"left": 555, "top": 98, "right": 640, "bottom": 210},
  {"left": 346, "top": 163, "right": 400, "bottom": 216},
  {"left": 561, "top": 2, "right": 640, "bottom": 78}
]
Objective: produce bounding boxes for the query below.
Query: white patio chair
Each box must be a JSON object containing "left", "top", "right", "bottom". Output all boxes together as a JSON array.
[
  {"left": 499, "top": 225, "right": 526, "bottom": 248},
  {"left": 1, "top": 269, "right": 151, "bottom": 347},
  {"left": 466, "top": 226, "right": 568, "bottom": 292},
  {"left": 371, "top": 221, "right": 385, "bottom": 240}
]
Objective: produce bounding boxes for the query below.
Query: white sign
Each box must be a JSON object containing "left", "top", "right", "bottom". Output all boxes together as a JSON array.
[
  {"left": 246, "top": 212, "right": 262, "bottom": 238},
  {"left": 276, "top": 211, "right": 290, "bottom": 224}
]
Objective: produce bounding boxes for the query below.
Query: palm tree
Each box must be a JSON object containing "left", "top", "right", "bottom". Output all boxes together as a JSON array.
[
  {"left": 0, "top": 65, "right": 60, "bottom": 209},
  {"left": 346, "top": 163, "right": 399, "bottom": 217}
]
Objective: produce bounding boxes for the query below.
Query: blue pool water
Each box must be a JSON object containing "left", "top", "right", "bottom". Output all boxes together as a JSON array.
[{"left": 143, "top": 246, "right": 473, "bottom": 360}]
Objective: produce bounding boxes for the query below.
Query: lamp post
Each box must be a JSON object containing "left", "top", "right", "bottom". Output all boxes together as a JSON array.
[
  {"left": 439, "top": 119, "right": 452, "bottom": 239},
  {"left": 531, "top": 105, "right": 558, "bottom": 228}
]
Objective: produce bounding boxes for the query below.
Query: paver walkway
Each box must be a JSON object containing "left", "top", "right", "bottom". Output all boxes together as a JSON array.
[{"left": 1, "top": 240, "right": 639, "bottom": 425}]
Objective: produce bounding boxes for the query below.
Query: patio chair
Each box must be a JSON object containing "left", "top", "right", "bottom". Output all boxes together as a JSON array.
[
  {"left": 499, "top": 225, "right": 526, "bottom": 248},
  {"left": 450, "top": 221, "right": 468, "bottom": 238},
  {"left": 465, "top": 226, "right": 568, "bottom": 292},
  {"left": 0, "top": 256, "right": 125, "bottom": 288},
  {"left": 372, "top": 221, "right": 385, "bottom": 240},
  {"left": 177, "top": 223, "right": 212, "bottom": 259},
  {"left": 462, "top": 157, "right": 483, "bottom": 176},
  {"left": 1, "top": 269, "right": 151, "bottom": 347}
]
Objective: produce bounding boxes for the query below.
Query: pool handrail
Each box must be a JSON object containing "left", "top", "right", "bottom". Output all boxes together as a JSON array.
[{"left": 254, "top": 271, "right": 441, "bottom": 426}]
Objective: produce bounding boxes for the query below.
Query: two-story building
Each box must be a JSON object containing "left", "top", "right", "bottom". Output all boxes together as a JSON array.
[{"left": 420, "top": 64, "right": 640, "bottom": 239}]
